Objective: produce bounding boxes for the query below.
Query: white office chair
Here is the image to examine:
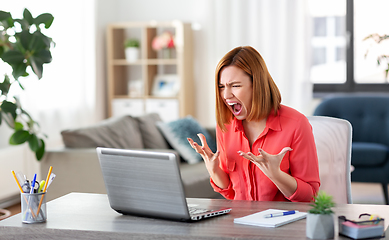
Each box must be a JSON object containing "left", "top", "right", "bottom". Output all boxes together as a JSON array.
[{"left": 307, "top": 116, "right": 353, "bottom": 204}]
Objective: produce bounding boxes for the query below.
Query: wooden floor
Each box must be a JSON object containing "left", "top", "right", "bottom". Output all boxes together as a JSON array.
[
  {"left": 5, "top": 203, "right": 21, "bottom": 217},
  {"left": 0, "top": 182, "right": 386, "bottom": 221}
]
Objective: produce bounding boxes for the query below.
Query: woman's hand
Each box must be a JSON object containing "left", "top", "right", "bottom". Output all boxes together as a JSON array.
[
  {"left": 238, "top": 147, "right": 292, "bottom": 179},
  {"left": 187, "top": 134, "right": 220, "bottom": 173},
  {"left": 238, "top": 147, "right": 297, "bottom": 197},
  {"left": 187, "top": 134, "right": 229, "bottom": 189}
]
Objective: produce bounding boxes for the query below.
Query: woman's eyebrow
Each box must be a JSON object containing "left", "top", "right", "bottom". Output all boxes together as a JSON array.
[{"left": 219, "top": 80, "right": 241, "bottom": 86}]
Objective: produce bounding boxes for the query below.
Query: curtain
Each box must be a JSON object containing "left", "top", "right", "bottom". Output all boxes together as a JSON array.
[{"left": 210, "top": 0, "right": 312, "bottom": 115}]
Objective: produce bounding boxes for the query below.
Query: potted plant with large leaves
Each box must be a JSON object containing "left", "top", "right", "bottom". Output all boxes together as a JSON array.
[
  {"left": 0, "top": 8, "right": 54, "bottom": 160},
  {"left": 306, "top": 191, "right": 336, "bottom": 239}
]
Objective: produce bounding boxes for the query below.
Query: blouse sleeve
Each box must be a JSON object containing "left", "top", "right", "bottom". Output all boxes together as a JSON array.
[
  {"left": 209, "top": 126, "right": 235, "bottom": 200},
  {"left": 286, "top": 116, "right": 320, "bottom": 202}
]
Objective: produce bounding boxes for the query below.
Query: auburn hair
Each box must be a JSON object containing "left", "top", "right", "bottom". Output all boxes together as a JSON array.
[{"left": 215, "top": 46, "right": 281, "bottom": 131}]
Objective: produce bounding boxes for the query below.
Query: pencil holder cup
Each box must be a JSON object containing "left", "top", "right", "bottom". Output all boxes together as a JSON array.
[{"left": 20, "top": 192, "right": 47, "bottom": 223}]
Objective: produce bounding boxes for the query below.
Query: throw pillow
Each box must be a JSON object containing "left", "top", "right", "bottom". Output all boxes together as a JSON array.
[
  {"left": 61, "top": 115, "right": 144, "bottom": 149},
  {"left": 156, "top": 116, "right": 217, "bottom": 164},
  {"left": 136, "top": 113, "right": 169, "bottom": 149}
]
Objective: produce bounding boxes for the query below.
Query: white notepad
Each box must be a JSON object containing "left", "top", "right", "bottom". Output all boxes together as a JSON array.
[{"left": 234, "top": 209, "right": 307, "bottom": 228}]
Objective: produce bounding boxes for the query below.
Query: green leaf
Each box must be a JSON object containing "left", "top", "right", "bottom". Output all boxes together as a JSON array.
[
  {"left": 0, "top": 111, "right": 2, "bottom": 125},
  {"left": 29, "top": 56, "right": 43, "bottom": 79},
  {"left": 34, "top": 49, "right": 52, "bottom": 64},
  {"left": 14, "top": 122, "right": 24, "bottom": 130},
  {"left": 28, "top": 134, "right": 39, "bottom": 151},
  {"left": 11, "top": 62, "right": 28, "bottom": 80},
  {"left": 308, "top": 191, "right": 335, "bottom": 215},
  {"left": 0, "top": 75, "right": 11, "bottom": 94},
  {"left": 35, "top": 139, "right": 45, "bottom": 161},
  {"left": 0, "top": 46, "right": 4, "bottom": 57},
  {"left": 9, "top": 130, "right": 31, "bottom": 145},
  {"left": 0, "top": 11, "right": 11, "bottom": 21},
  {"left": 19, "top": 30, "right": 33, "bottom": 51},
  {"left": 1, "top": 101, "right": 17, "bottom": 119},
  {"left": 23, "top": 8, "right": 34, "bottom": 26},
  {"left": 34, "top": 13, "right": 54, "bottom": 29},
  {"left": 1, "top": 50, "right": 25, "bottom": 65},
  {"left": 30, "top": 31, "right": 51, "bottom": 50}
]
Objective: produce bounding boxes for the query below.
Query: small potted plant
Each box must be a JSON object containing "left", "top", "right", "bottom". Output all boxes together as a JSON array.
[
  {"left": 124, "top": 38, "right": 140, "bottom": 62},
  {"left": 306, "top": 191, "right": 336, "bottom": 239}
]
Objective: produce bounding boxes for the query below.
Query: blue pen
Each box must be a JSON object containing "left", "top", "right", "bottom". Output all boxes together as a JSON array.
[
  {"left": 30, "top": 174, "right": 37, "bottom": 194},
  {"left": 264, "top": 210, "right": 296, "bottom": 218}
]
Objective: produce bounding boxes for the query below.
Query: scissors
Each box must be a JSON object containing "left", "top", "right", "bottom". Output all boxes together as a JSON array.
[{"left": 21, "top": 179, "right": 40, "bottom": 193}]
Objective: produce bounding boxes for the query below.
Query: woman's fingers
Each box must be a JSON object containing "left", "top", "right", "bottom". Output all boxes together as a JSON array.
[
  {"left": 278, "top": 147, "right": 293, "bottom": 155},
  {"left": 209, "top": 150, "right": 220, "bottom": 162},
  {"left": 238, "top": 151, "right": 261, "bottom": 163},
  {"left": 187, "top": 138, "right": 203, "bottom": 154},
  {"left": 197, "top": 134, "right": 213, "bottom": 153},
  {"left": 239, "top": 147, "right": 293, "bottom": 164}
]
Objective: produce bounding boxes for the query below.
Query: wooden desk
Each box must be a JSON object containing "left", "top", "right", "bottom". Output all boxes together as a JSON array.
[{"left": 1, "top": 192, "right": 389, "bottom": 240}]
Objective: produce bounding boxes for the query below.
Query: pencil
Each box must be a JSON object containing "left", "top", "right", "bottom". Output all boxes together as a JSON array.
[
  {"left": 36, "top": 166, "right": 52, "bottom": 216},
  {"left": 12, "top": 170, "right": 37, "bottom": 219},
  {"left": 11, "top": 171, "right": 23, "bottom": 193}
]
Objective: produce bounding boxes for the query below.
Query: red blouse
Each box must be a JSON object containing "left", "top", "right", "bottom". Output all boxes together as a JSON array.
[{"left": 210, "top": 105, "right": 320, "bottom": 202}]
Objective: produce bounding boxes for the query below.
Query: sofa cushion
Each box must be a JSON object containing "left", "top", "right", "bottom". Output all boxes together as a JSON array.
[
  {"left": 351, "top": 142, "right": 389, "bottom": 166},
  {"left": 179, "top": 162, "right": 221, "bottom": 198},
  {"left": 136, "top": 113, "right": 169, "bottom": 149},
  {"left": 61, "top": 115, "right": 144, "bottom": 149},
  {"left": 156, "top": 116, "right": 217, "bottom": 164}
]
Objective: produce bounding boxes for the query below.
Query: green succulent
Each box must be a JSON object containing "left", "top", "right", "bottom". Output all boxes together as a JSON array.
[
  {"left": 124, "top": 39, "right": 139, "bottom": 48},
  {"left": 308, "top": 191, "right": 335, "bottom": 215}
]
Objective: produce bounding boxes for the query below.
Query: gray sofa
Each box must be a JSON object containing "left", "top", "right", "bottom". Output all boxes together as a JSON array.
[{"left": 40, "top": 113, "right": 221, "bottom": 201}]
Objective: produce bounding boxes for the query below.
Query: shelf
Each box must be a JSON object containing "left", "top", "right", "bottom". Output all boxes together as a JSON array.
[{"left": 106, "top": 21, "right": 194, "bottom": 121}]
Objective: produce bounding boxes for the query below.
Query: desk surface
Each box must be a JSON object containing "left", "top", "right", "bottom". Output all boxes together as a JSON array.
[{"left": 1, "top": 192, "right": 389, "bottom": 240}]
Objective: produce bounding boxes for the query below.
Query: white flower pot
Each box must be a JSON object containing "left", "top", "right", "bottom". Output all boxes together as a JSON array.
[
  {"left": 125, "top": 47, "right": 139, "bottom": 62},
  {"left": 306, "top": 213, "right": 334, "bottom": 239}
]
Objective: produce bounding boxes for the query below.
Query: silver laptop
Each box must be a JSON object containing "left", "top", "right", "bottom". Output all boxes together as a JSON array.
[{"left": 96, "top": 147, "right": 231, "bottom": 221}]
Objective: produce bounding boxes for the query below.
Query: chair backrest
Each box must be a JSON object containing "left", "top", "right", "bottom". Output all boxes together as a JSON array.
[
  {"left": 313, "top": 95, "right": 389, "bottom": 146},
  {"left": 307, "top": 116, "right": 353, "bottom": 204}
]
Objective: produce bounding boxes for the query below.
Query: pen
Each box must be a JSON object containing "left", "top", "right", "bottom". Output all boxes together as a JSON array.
[
  {"left": 264, "top": 210, "right": 296, "bottom": 218},
  {"left": 30, "top": 174, "right": 37, "bottom": 194}
]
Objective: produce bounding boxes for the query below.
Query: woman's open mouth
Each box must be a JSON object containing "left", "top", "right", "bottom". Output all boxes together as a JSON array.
[{"left": 228, "top": 102, "right": 242, "bottom": 115}]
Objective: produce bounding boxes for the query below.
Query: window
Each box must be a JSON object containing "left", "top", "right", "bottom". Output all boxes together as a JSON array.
[{"left": 310, "top": 0, "right": 389, "bottom": 94}]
